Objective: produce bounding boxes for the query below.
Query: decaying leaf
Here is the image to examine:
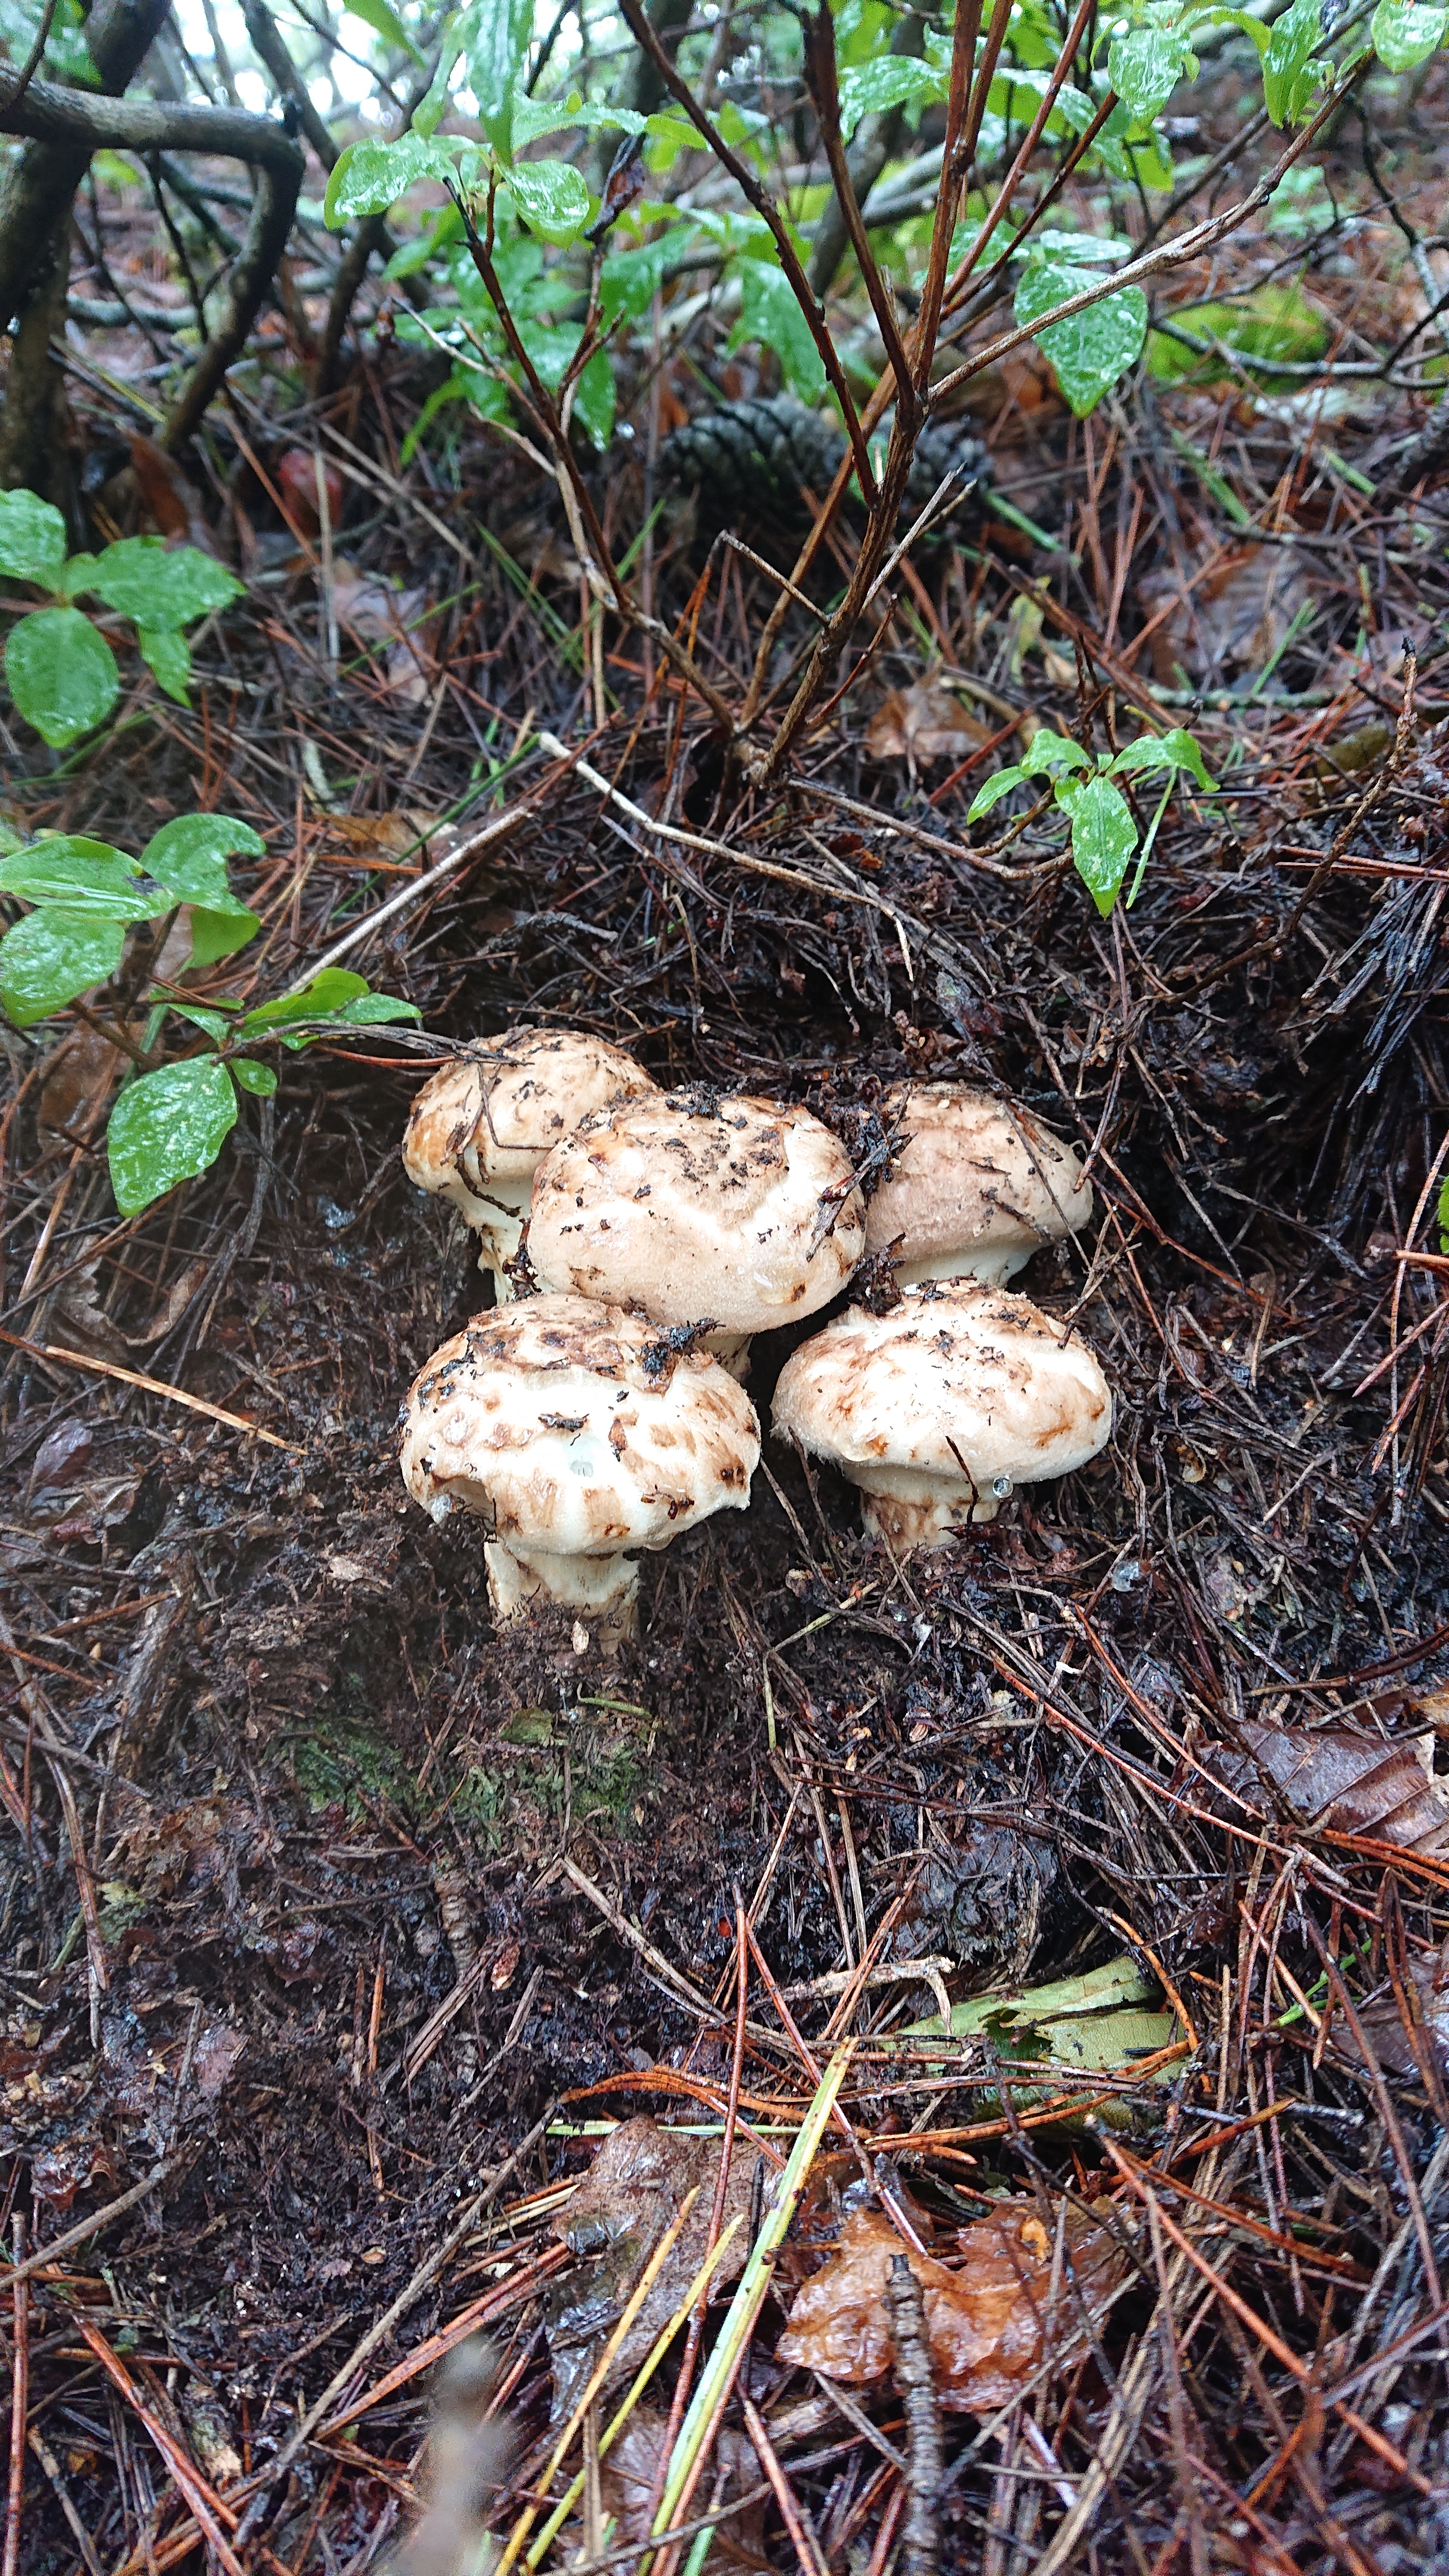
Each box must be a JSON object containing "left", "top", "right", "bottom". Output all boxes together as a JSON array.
[
  {"left": 777, "top": 2199, "right": 1128, "bottom": 2413},
  {"left": 277, "top": 447, "right": 345, "bottom": 537},
  {"left": 594, "top": 2410, "right": 763, "bottom": 2554},
  {"left": 331, "top": 563, "right": 433, "bottom": 703},
  {"left": 893, "top": 1954, "right": 1184, "bottom": 2120},
  {"left": 1339, "top": 1938, "right": 1449, "bottom": 2084},
  {"left": 864, "top": 681, "right": 990, "bottom": 767},
  {"left": 38, "top": 1021, "right": 128, "bottom": 1141},
  {"left": 546, "top": 2116, "right": 773, "bottom": 2419},
  {"left": 1138, "top": 545, "right": 1313, "bottom": 687},
  {"left": 322, "top": 811, "right": 439, "bottom": 861},
  {"left": 1215, "top": 1720, "right": 1449, "bottom": 1855},
  {"left": 130, "top": 435, "right": 216, "bottom": 551}
]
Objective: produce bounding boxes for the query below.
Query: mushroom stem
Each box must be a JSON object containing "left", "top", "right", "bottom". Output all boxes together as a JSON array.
[
  {"left": 474, "top": 1180, "right": 535, "bottom": 1300},
  {"left": 855, "top": 1466, "right": 1007, "bottom": 1549},
  {"left": 703, "top": 1329, "right": 752, "bottom": 1381},
  {"left": 891, "top": 1252, "right": 1020, "bottom": 1291},
  {"left": 484, "top": 1541, "right": 640, "bottom": 1647}
]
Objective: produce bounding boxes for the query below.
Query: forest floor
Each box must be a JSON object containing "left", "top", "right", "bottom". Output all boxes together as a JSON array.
[{"left": 4, "top": 51, "right": 1449, "bottom": 2576}]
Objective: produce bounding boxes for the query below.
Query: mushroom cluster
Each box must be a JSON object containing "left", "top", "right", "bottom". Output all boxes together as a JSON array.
[{"left": 397, "top": 1037, "right": 1114, "bottom": 1650}]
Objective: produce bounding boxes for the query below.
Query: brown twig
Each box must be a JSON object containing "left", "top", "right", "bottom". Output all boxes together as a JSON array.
[{"left": 886, "top": 2254, "right": 943, "bottom": 2576}]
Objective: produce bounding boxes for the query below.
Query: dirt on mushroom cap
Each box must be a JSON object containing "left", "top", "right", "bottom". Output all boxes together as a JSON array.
[
  {"left": 864, "top": 1084, "right": 1093, "bottom": 1279},
  {"left": 398, "top": 1293, "right": 760, "bottom": 1557},
  {"left": 403, "top": 1029, "right": 657, "bottom": 1201},
  {"left": 772, "top": 1282, "right": 1112, "bottom": 1485},
  {"left": 527, "top": 1093, "right": 866, "bottom": 1333}
]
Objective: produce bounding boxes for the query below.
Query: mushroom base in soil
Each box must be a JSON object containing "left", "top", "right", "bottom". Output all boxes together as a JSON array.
[
  {"left": 772, "top": 1280, "right": 1114, "bottom": 1551},
  {"left": 399, "top": 1293, "right": 761, "bottom": 1654}
]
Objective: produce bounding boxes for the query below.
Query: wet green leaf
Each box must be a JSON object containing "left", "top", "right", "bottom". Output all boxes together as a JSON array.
[
  {"left": 5, "top": 607, "right": 118, "bottom": 746},
  {"left": 0, "top": 487, "right": 67, "bottom": 592},
  {"left": 107, "top": 1057, "right": 238, "bottom": 1214},
  {"left": 0, "top": 909, "right": 125, "bottom": 1027}
]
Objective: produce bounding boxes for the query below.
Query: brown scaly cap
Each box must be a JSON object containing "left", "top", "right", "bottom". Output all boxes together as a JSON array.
[
  {"left": 773, "top": 1279, "right": 1112, "bottom": 1547},
  {"left": 402, "top": 1028, "right": 657, "bottom": 1229},
  {"left": 527, "top": 1092, "right": 866, "bottom": 1338},
  {"left": 399, "top": 1293, "right": 761, "bottom": 1642},
  {"left": 864, "top": 1085, "right": 1093, "bottom": 1287}
]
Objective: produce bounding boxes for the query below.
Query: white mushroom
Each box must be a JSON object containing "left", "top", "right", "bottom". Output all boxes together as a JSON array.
[
  {"left": 526, "top": 1090, "right": 865, "bottom": 1376},
  {"left": 772, "top": 1280, "right": 1112, "bottom": 1550},
  {"left": 399, "top": 1293, "right": 760, "bottom": 1649},
  {"left": 865, "top": 1085, "right": 1093, "bottom": 1288},
  {"left": 402, "top": 1029, "right": 657, "bottom": 1296}
]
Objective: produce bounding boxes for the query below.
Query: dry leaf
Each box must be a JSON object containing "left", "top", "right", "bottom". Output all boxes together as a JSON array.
[
  {"left": 323, "top": 811, "right": 438, "bottom": 861},
  {"left": 777, "top": 2199, "right": 1127, "bottom": 2413},
  {"left": 277, "top": 447, "right": 344, "bottom": 537},
  {"left": 331, "top": 562, "right": 432, "bottom": 704},
  {"left": 130, "top": 435, "right": 215, "bottom": 550},
  {"left": 547, "top": 2116, "right": 771, "bottom": 2420},
  {"left": 596, "top": 2411, "right": 762, "bottom": 2554},
  {"left": 394, "top": 2340, "right": 511, "bottom": 2576},
  {"left": 1215, "top": 1720, "right": 1449, "bottom": 1855},
  {"left": 1138, "top": 546, "right": 1313, "bottom": 688},
  {"left": 864, "top": 681, "right": 989, "bottom": 766},
  {"left": 38, "top": 1023, "right": 126, "bottom": 1141}
]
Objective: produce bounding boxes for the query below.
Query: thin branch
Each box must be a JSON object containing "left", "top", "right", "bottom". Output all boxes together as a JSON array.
[{"left": 615, "top": 0, "right": 878, "bottom": 505}]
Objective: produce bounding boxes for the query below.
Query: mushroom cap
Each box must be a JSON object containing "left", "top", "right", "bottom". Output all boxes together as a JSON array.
[
  {"left": 864, "top": 1086, "right": 1092, "bottom": 1282},
  {"left": 402, "top": 1029, "right": 657, "bottom": 1221},
  {"left": 527, "top": 1093, "right": 866, "bottom": 1337},
  {"left": 399, "top": 1293, "right": 760, "bottom": 1559},
  {"left": 772, "top": 1281, "right": 1112, "bottom": 1496}
]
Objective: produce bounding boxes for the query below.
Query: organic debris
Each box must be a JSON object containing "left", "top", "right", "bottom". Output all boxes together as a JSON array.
[{"left": 777, "top": 2198, "right": 1130, "bottom": 2412}]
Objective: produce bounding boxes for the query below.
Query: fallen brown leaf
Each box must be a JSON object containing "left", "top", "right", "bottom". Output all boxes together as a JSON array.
[
  {"left": 547, "top": 2116, "right": 769, "bottom": 2420},
  {"left": 1215, "top": 1720, "right": 1449, "bottom": 1856},
  {"left": 777, "top": 2199, "right": 1128, "bottom": 2413},
  {"left": 864, "top": 680, "right": 990, "bottom": 766}
]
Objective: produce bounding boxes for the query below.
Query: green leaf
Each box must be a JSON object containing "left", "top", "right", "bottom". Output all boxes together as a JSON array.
[
  {"left": 83, "top": 536, "right": 242, "bottom": 629},
  {"left": 232, "top": 1058, "right": 279, "bottom": 1096},
  {"left": 1107, "top": 25, "right": 1197, "bottom": 115},
  {"left": 324, "top": 132, "right": 452, "bottom": 225},
  {"left": 837, "top": 55, "right": 947, "bottom": 124},
  {"left": 141, "top": 812, "right": 265, "bottom": 906},
  {"left": 600, "top": 234, "right": 675, "bottom": 325},
  {"left": 185, "top": 906, "right": 262, "bottom": 968},
  {"left": 1262, "top": 0, "right": 1325, "bottom": 124},
  {"left": 169, "top": 1003, "right": 234, "bottom": 1039},
  {"left": 510, "top": 88, "right": 647, "bottom": 146},
  {"left": 571, "top": 347, "right": 616, "bottom": 452},
  {"left": 1437, "top": 1170, "right": 1449, "bottom": 1255},
  {"left": 1110, "top": 726, "right": 1217, "bottom": 791},
  {"left": 1015, "top": 257, "right": 1148, "bottom": 416},
  {"left": 5, "top": 607, "right": 118, "bottom": 746},
  {"left": 337, "top": 990, "right": 422, "bottom": 1024},
  {"left": 0, "top": 488, "right": 67, "bottom": 591},
  {"left": 505, "top": 157, "right": 592, "bottom": 244},
  {"left": 107, "top": 1057, "right": 238, "bottom": 1215},
  {"left": 238, "top": 967, "right": 373, "bottom": 1033},
  {"left": 1371, "top": 0, "right": 1447, "bottom": 65},
  {"left": 0, "top": 909, "right": 125, "bottom": 1028},
  {"left": 137, "top": 624, "right": 191, "bottom": 703},
  {"left": 383, "top": 200, "right": 464, "bottom": 277},
  {"left": 464, "top": 0, "right": 534, "bottom": 161},
  {"left": 57, "top": 552, "right": 101, "bottom": 598},
  {"left": 730, "top": 256, "right": 825, "bottom": 401},
  {"left": 0, "top": 836, "right": 156, "bottom": 917},
  {"left": 1019, "top": 729, "right": 1092, "bottom": 778},
  {"left": 344, "top": 0, "right": 424, "bottom": 59},
  {"left": 966, "top": 765, "right": 1027, "bottom": 821},
  {"left": 1069, "top": 776, "right": 1139, "bottom": 916}
]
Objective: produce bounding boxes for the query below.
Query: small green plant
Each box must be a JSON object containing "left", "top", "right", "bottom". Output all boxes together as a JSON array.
[
  {"left": 968, "top": 726, "right": 1216, "bottom": 916},
  {"left": 0, "top": 487, "right": 242, "bottom": 746},
  {"left": 1437, "top": 1170, "right": 1449, "bottom": 1255},
  {"left": 0, "top": 819, "right": 418, "bottom": 1213}
]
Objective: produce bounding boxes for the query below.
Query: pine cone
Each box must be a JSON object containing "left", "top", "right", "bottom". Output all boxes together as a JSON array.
[{"left": 659, "top": 396, "right": 988, "bottom": 535}]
